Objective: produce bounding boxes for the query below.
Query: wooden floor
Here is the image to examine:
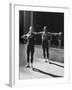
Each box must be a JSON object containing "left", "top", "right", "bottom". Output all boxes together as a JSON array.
[{"left": 19, "top": 44, "right": 64, "bottom": 79}]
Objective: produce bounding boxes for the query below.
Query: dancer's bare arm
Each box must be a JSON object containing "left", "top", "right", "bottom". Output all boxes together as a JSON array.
[
  {"left": 47, "top": 32, "right": 60, "bottom": 36},
  {"left": 33, "top": 31, "right": 43, "bottom": 35}
]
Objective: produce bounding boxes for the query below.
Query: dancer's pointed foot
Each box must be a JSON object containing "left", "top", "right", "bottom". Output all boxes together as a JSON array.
[
  {"left": 47, "top": 58, "right": 50, "bottom": 63},
  {"left": 31, "top": 63, "right": 33, "bottom": 68},
  {"left": 45, "top": 59, "right": 48, "bottom": 63},
  {"left": 25, "top": 63, "right": 30, "bottom": 68}
]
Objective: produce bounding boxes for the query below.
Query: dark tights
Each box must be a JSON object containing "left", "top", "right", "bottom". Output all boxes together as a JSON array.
[
  {"left": 27, "top": 45, "right": 34, "bottom": 64},
  {"left": 42, "top": 40, "right": 49, "bottom": 59}
]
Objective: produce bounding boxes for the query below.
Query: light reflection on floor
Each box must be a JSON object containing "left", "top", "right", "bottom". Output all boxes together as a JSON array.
[{"left": 19, "top": 44, "right": 64, "bottom": 80}]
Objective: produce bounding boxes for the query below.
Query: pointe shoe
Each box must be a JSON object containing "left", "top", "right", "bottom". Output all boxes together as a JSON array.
[
  {"left": 30, "top": 63, "right": 33, "bottom": 68},
  {"left": 25, "top": 64, "right": 30, "bottom": 68},
  {"left": 45, "top": 59, "right": 48, "bottom": 63},
  {"left": 48, "top": 60, "right": 51, "bottom": 64}
]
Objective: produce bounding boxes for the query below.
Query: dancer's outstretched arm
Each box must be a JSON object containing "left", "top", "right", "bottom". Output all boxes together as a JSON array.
[
  {"left": 51, "top": 33, "right": 59, "bottom": 35},
  {"left": 51, "top": 32, "right": 62, "bottom": 36},
  {"left": 33, "top": 31, "right": 43, "bottom": 35}
]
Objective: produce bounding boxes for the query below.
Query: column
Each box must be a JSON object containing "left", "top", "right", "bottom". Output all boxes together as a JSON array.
[
  {"left": 30, "top": 11, "right": 34, "bottom": 31},
  {"left": 23, "top": 11, "right": 30, "bottom": 33}
]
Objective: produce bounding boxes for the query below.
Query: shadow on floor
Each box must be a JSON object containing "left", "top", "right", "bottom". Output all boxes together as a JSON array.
[
  {"left": 32, "top": 68, "right": 63, "bottom": 77},
  {"left": 49, "top": 61, "right": 64, "bottom": 68}
]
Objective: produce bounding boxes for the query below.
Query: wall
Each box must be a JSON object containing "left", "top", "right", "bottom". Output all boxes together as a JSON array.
[{"left": 0, "top": 0, "right": 72, "bottom": 89}]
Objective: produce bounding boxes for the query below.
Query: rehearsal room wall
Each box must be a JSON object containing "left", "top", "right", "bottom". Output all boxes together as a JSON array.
[{"left": 0, "top": 0, "right": 72, "bottom": 90}]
